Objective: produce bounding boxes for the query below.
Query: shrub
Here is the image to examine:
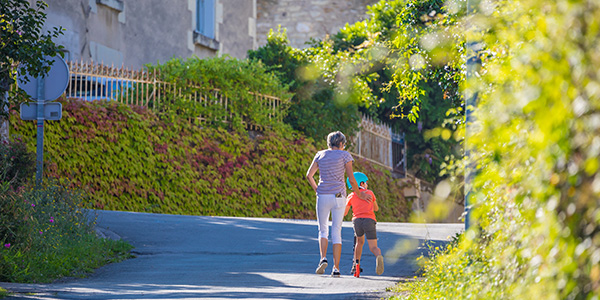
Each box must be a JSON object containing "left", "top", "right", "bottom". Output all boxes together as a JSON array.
[
  {"left": 0, "top": 137, "right": 35, "bottom": 191},
  {"left": 0, "top": 181, "right": 132, "bottom": 283},
  {"left": 248, "top": 27, "right": 361, "bottom": 145},
  {"left": 9, "top": 98, "right": 410, "bottom": 222},
  {"left": 394, "top": 0, "right": 600, "bottom": 299},
  {"left": 148, "top": 55, "right": 292, "bottom": 132}
]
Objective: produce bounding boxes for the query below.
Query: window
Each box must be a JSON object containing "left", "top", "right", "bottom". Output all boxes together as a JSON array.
[
  {"left": 196, "top": 0, "right": 215, "bottom": 39},
  {"left": 96, "top": 0, "right": 124, "bottom": 12}
]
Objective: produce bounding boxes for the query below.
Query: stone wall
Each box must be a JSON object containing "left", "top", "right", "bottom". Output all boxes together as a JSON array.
[
  {"left": 256, "top": 0, "right": 379, "bottom": 49},
  {"left": 40, "top": 0, "right": 256, "bottom": 69}
]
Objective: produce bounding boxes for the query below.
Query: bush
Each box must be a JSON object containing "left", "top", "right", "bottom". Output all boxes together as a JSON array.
[
  {"left": 9, "top": 98, "right": 410, "bottom": 222},
  {"left": 248, "top": 27, "right": 361, "bottom": 144},
  {"left": 0, "top": 181, "right": 132, "bottom": 283},
  {"left": 393, "top": 0, "right": 600, "bottom": 299},
  {"left": 148, "top": 55, "right": 292, "bottom": 132},
  {"left": 0, "top": 137, "right": 35, "bottom": 191}
]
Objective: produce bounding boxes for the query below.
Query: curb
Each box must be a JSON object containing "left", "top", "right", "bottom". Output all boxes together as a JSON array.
[{"left": 94, "top": 226, "right": 122, "bottom": 241}]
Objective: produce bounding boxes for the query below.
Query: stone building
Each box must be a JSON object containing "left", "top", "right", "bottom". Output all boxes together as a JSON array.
[
  {"left": 256, "top": 0, "right": 379, "bottom": 49},
  {"left": 40, "top": 0, "right": 257, "bottom": 69},
  {"left": 39, "top": 0, "right": 380, "bottom": 68}
]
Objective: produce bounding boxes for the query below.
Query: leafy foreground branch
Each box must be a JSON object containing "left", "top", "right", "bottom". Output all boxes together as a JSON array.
[
  {"left": 389, "top": 0, "right": 600, "bottom": 299},
  {"left": 0, "top": 182, "right": 133, "bottom": 283}
]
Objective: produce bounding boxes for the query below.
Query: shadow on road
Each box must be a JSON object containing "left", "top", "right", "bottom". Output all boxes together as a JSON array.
[{"left": 2, "top": 211, "right": 463, "bottom": 300}]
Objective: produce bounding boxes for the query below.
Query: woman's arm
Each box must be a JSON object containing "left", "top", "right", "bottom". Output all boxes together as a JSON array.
[
  {"left": 306, "top": 160, "right": 319, "bottom": 193},
  {"left": 345, "top": 161, "right": 372, "bottom": 202}
]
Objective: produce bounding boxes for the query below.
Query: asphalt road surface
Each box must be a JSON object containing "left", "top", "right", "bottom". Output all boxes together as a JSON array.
[{"left": 2, "top": 210, "right": 464, "bottom": 300}]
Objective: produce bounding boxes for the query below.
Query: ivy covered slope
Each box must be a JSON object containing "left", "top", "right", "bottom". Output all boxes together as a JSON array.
[{"left": 10, "top": 98, "right": 409, "bottom": 221}]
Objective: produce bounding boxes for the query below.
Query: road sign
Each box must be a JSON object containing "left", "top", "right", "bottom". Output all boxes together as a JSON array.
[
  {"left": 20, "top": 102, "right": 62, "bottom": 121},
  {"left": 17, "top": 55, "right": 69, "bottom": 101},
  {"left": 16, "top": 55, "right": 69, "bottom": 186}
]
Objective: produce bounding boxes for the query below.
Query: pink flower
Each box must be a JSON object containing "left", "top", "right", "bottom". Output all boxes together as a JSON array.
[
  {"left": 4, "top": 243, "right": 10, "bottom": 248},
  {"left": 31, "top": 204, "right": 35, "bottom": 207}
]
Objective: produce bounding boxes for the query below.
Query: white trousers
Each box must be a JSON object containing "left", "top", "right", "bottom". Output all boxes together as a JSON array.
[{"left": 316, "top": 193, "right": 345, "bottom": 244}]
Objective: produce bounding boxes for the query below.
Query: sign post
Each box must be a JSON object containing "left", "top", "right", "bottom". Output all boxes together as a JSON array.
[
  {"left": 36, "top": 78, "right": 45, "bottom": 184},
  {"left": 18, "top": 55, "right": 69, "bottom": 185}
]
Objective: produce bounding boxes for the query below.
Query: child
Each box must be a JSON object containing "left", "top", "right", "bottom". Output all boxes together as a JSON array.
[{"left": 344, "top": 172, "right": 384, "bottom": 276}]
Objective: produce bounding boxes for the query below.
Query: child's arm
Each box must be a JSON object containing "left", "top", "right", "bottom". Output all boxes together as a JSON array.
[
  {"left": 344, "top": 195, "right": 352, "bottom": 216},
  {"left": 371, "top": 192, "right": 379, "bottom": 211}
]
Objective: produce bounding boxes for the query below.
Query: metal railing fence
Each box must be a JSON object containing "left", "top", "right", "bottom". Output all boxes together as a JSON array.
[
  {"left": 63, "top": 60, "right": 285, "bottom": 128},
  {"left": 13, "top": 60, "right": 404, "bottom": 170},
  {"left": 348, "top": 115, "right": 406, "bottom": 174}
]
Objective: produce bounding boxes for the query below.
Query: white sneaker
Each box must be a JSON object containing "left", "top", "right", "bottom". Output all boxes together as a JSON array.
[
  {"left": 376, "top": 255, "right": 384, "bottom": 275},
  {"left": 331, "top": 267, "right": 341, "bottom": 278},
  {"left": 315, "top": 258, "right": 328, "bottom": 274}
]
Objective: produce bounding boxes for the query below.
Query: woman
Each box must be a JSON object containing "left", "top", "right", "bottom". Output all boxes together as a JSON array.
[{"left": 306, "top": 131, "right": 372, "bottom": 277}]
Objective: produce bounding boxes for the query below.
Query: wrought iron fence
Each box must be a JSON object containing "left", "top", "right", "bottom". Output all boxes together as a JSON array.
[
  {"left": 64, "top": 60, "right": 284, "bottom": 128},
  {"left": 348, "top": 115, "right": 406, "bottom": 174},
  {"left": 47, "top": 61, "right": 403, "bottom": 170}
]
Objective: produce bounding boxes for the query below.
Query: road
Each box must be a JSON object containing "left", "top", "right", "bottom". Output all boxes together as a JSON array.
[{"left": 2, "top": 210, "right": 464, "bottom": 300}]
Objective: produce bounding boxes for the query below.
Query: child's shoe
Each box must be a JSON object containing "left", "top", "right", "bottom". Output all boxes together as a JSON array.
[
  {"left": 349, "top": 262, "right": 363, "bottom": 274},
  {"left": 376, "top": 255, "right": 384, "bottom": 275}
]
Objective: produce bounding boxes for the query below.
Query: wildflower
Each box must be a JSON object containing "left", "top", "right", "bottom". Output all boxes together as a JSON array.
[
  {"left": 39, "top": 231, "right": 43, "bottom": 234},
  {"left": 50, "top": 217, "right": 54, "bottom": 223},
  {"left": 4, "top": 243, "right": 10, "bottom": 248},
  {"left": 31, "top": 204, "right": 35, "bottom": 207}
]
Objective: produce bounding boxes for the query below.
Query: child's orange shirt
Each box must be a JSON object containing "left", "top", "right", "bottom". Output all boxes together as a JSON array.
[{"left": 345, "top": 189, "right": 377, "bottom": 221}]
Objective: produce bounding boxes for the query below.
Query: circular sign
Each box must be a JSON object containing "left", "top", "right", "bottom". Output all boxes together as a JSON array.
[{"left": 17, "top": 55, "right": 70, "bottom": 101}]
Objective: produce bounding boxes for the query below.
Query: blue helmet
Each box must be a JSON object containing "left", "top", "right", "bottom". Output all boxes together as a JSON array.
[{"left": 347, "top": 172, "right": 369, "bottom": 189}]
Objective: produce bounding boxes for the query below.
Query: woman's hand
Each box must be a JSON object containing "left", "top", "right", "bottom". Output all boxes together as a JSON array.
[
  {"left": 358, "top": 191, "right": 373, "bottom": 202},
  {"left": 346, "top": 161, "right": 373, "bottom": 202}
]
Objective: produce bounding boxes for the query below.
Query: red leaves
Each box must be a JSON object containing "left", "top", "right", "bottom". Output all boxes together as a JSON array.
[{"left": 153, "top": 142, "right": 169, "bottom": 154}]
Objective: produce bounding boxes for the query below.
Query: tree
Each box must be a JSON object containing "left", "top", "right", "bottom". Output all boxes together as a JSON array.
[
  {"left": 248, "top": 27, "right": 361, "bottom": 144},
  {"left": 250, "top": 2, "right": 465, "bottom": 182},
  {"left": 0, "top": 0, "right": 64, "bottom": 142},
  {"left": 317, "top": 0, "right": 465, "bottom": 183}
]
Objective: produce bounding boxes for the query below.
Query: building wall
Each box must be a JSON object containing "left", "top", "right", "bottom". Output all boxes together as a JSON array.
[
  {"left": 39, "top": 0, "right": 256, "bottom": 69},
  {"left": 256, "top": 0, "right": 379, "bottom": 49},
  {"left": 219, "top": 0, "right": 257, "bottom": 58}
]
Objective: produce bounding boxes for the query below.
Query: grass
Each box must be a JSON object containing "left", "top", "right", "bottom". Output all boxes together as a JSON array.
[
  {"left": 0, "top": 181, "right": 134, "bottom": 284},
  {"left": 388, "top": 233, "right": 464, "bottom": 299}
]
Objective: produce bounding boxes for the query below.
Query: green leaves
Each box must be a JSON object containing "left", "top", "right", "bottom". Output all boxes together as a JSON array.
[
  {"left": 9, "top": 98, "right": 409, "bottom": 222},
  {"left": 147, "top": 55, "right": 292, "bottom": 132},
  {"left": 397, "top": 0, "right": 600, "bottom": 299},
  {"left": 0, "top": 0, "right": 65, "bottom": 118},
  {"left": 0, "top": 180, "right": 133, "bottom": 283},
  {"left": 248, "top": 27, "right": 363, "bottom": 144}
]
